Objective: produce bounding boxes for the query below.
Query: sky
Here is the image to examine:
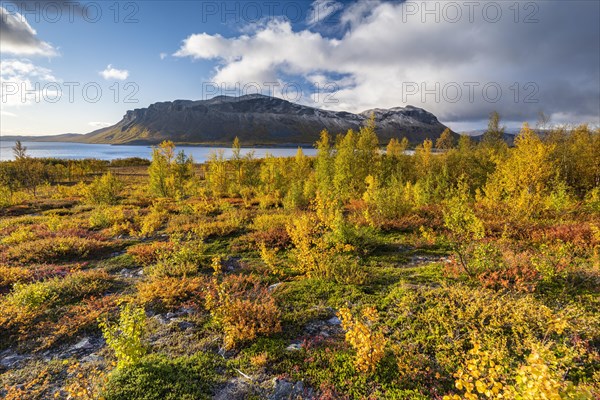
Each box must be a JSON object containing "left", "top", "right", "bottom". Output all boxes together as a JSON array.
[{"left": 0, "top": 0, "right": 599, "bottom": 136}]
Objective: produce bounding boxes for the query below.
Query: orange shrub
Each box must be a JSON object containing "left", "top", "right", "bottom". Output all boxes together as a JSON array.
[
  {"left": 137, "top": 275, "right": 205, "bottom": 311},
  {"left": 206, "top": 274, "right": 281, "bottom": 349},
  {"left": 127, "top": 241, "right": 175, "bottom": 267},
  {"left": 0, "top": 265, "right": 32, "bottom": 292},
  {"left": 35, "top": 295, "right": 117, "bottom": 350}
]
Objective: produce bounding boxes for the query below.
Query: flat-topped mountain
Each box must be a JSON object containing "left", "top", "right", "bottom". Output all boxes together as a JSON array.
[{"left": 79, "top": 94, "right": 452, "bottom": 145}]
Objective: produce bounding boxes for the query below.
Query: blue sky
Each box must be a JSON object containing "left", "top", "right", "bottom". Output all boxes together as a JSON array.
[{"left": 1, "top": 0, "right": 599, "bottom": 136}]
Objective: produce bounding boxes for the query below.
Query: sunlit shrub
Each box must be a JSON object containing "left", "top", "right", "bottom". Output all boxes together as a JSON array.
[
  {"left": 85, "top": 172, "right": 124, "bottom": 205},
  {"left": 137, "top": 275, "right": 204, "bottom": 311},
  {"left": 250, "top": 212, "right": 289, "bottom": 232},
  {"left": 445, "top": 341, "right": 593, "bottom": 400},
  {"left": 362, "top": 175, "right": 412, "bottom": 227},
  {"left": 99, "top": 303, "right": 147, "bottom": 369},
  {"left": 206, "top": 273, "right": 281, "bottom": 349},
  {"left": 192, "top": 210, "right": 245, "bottom": 240},
  {"left": 1, "top": 225, "right": 37, "bottom": 245},
  {"left": 6, "top": 236, "right": 110, "bottom": 263},
  {"left": 443, "top": 178, "right": 485, "bottom": 278},
  {"left": 0, "top": 265, "right": 32, "bottom": 291},
  {"left": 286, "top": 212, "right": 364, "bottom": 282},
  {"left": 88, "top": 205, "right": 132, "bottom": 232},
  {"left": 584, "top": 187, "right": 600, "bottom": 212},
  {"left": 138, "top": 202, "right": 168, "bottom": 237},
  {"left": 0, "top": 270, "right": 114, "bottom": 341},
  {"left": 339, "top": 306, "right": 387, "bottom": 374},
  {"left": 509, "top": 343, "right": 594, "bottom": 399},
  {"left": 127, "top": 241, "right": 175, "bottom": 267},
  {"left": 0, "top": 184, "right": 12, "bottom": 207},
  {"left": 145, "top": 240, "right": 206, "bottom": 277},
  {"left": 259, "top": 241, "right": 284, "bottom": 276},
  {"left": 385, "top": 283, "right": 594, "bottom": 392}
]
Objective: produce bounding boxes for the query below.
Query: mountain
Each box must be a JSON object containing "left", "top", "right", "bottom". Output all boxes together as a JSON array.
[{"left": 76, "top": 94, "right": 452, "bottom": 145}]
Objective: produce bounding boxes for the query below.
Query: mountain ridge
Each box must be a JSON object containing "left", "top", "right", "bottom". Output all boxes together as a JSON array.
[{"left": 77, "top": 94, "right": 453, "bottom": 145}]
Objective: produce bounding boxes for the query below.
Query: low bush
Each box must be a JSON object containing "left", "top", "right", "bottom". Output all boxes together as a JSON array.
[
  {"left": 85, "top": 172, "right": 124, "bottom": 205},
  {"left": 100, "top": 303, "right": 147, "bottom": 369},
  {"left": 101, "top": 352, "right": 223, "bottom": 400},
  {"left": 0, "top": 270, "right": 114, "bottom": 344},
  {"left": 206, "top": 273, "right": 281, "bottom": 349},
  {"left": 5, "top": 236, "right": 111, "bottom": 263},
  {"left": 383, "top": 283, "right": 597, "bottom": 394},
  {"left": 127, "top": 242, "right": 175, "bottom": 267},
  {"left": 0, "top": 265, "right": 32, "bottom": 292},
  {"left": 0, "top": 225, "right": 37, "bottom": 245},
  {"left": 339, "top": 306, "right": 387, "bottom": 374},
  {"left": 137, "top": 275, "right": 204, "bottom": 311},
  {"left": 137, "top": 202, "right": 169, "bottom": 237},
  {"left": 250, "top": 212, "right": 289, "bottom": 232}
]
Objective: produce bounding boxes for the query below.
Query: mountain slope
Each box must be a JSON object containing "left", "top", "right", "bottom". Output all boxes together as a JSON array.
[{"left": 79, "top": 94, "right": 452, "bottom": 145}]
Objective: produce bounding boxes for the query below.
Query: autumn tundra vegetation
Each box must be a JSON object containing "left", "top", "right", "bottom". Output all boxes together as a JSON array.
[{"left": 0, "top": 117, "right": 599, "bottom": 399}]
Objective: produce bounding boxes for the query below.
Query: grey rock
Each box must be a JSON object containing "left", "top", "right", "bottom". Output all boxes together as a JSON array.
[
  {"left": 0, "top": 352, "right": 28, "bottom": 369},
  {"left": 269, "top": 379, "right": 311, "bottom": 400},
  {"left": 327, "top": 316, "right": 341, "bottom": 325},
  {"left": 153, "top": 314, "right": 169, "bottom": 325},
  {"left": 176, "top": 321, "right": 194, "bottom": 330},
  {"left": 213, "top": 377, "right": 255, "bottom": 400},
  {"left": 286, "top": 343, "right": 302, "bottom": 351},
  {"left": 81, "top": 354, "right": 104, "bottom": 363},
  {"left": 270, "top": 379, "right": 293, "bottom": 400},
  {"left": 268, "top": 282, "right": 282, "bottom": 291},
  {"left": 71, "top": 337, "right": 95, "bottom": 351}
]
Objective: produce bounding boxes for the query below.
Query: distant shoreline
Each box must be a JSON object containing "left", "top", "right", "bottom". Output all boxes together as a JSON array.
[{"left": 0, "top": 138, "right": 315, "bottom": 149}]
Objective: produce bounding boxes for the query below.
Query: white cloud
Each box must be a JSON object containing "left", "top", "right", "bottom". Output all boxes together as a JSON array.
[
  {"left": 174, "top": 0, "right": 599, "bottom": 125},
  {"left": 160, "top": 53, "right": 168, "bottom": 60},
  {"left": 0, "top": 59, "right": 58, "bottom": 107},
  {"left": 100, "top": 65, "right": 129, "bottom": 80},
  {"left": 0, "top": 7, "right": 57, "bottom": 56},
  {"left": 0, "top": 110, "right": 18, "bottom": 117},
  {"left": 88, "top": 121, "right": 112, "bottom": 128}
]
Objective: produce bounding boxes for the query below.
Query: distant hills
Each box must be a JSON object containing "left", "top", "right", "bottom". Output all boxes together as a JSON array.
[{"left": 2, "top": 95, "right": 453, "bottom": 146}]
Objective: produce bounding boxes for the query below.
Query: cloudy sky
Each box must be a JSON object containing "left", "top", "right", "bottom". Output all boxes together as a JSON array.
[{"left": 1, "top": 0, "right": 599, "bottom": 136}]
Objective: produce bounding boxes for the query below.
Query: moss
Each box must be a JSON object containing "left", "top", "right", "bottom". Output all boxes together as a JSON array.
[{"left": 102, "top": 353, "right": 225, "bottom": 400}]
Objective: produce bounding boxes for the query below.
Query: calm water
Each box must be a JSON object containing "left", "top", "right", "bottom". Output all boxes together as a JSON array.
[{"left": 0, "top": 141, "right": 317, "bottom": 162}]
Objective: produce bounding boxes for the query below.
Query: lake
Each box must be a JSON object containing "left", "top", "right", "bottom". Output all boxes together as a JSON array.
[{"left": 0, "top": 141, "right": 317, "bottom": 162}]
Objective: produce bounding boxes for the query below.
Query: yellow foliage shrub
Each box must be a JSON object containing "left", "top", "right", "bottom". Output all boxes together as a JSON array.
[
  {"left": 259, "top": 241, "right": 283, "bottom": 276},
  {"left": 339, "top": 306, "right": 387, "bottom": 374},
  {"left": 0, "top": 265, "right": 32, "bottom": 290}
]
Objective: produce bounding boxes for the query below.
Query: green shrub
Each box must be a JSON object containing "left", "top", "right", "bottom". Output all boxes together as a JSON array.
[
  {"left": 100, "top": 303, "right": 147, "bottom": 369},
  {"left": 102, "top": 353, "right": 223, "bottom": 400},
  {"left": 85, "top": 172, "right": 124, "bottom": 205}
]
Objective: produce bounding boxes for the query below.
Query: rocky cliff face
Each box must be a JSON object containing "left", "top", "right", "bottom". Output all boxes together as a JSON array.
[{"left": 82, "top": 94, "right": 451, "bottom": 145}]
